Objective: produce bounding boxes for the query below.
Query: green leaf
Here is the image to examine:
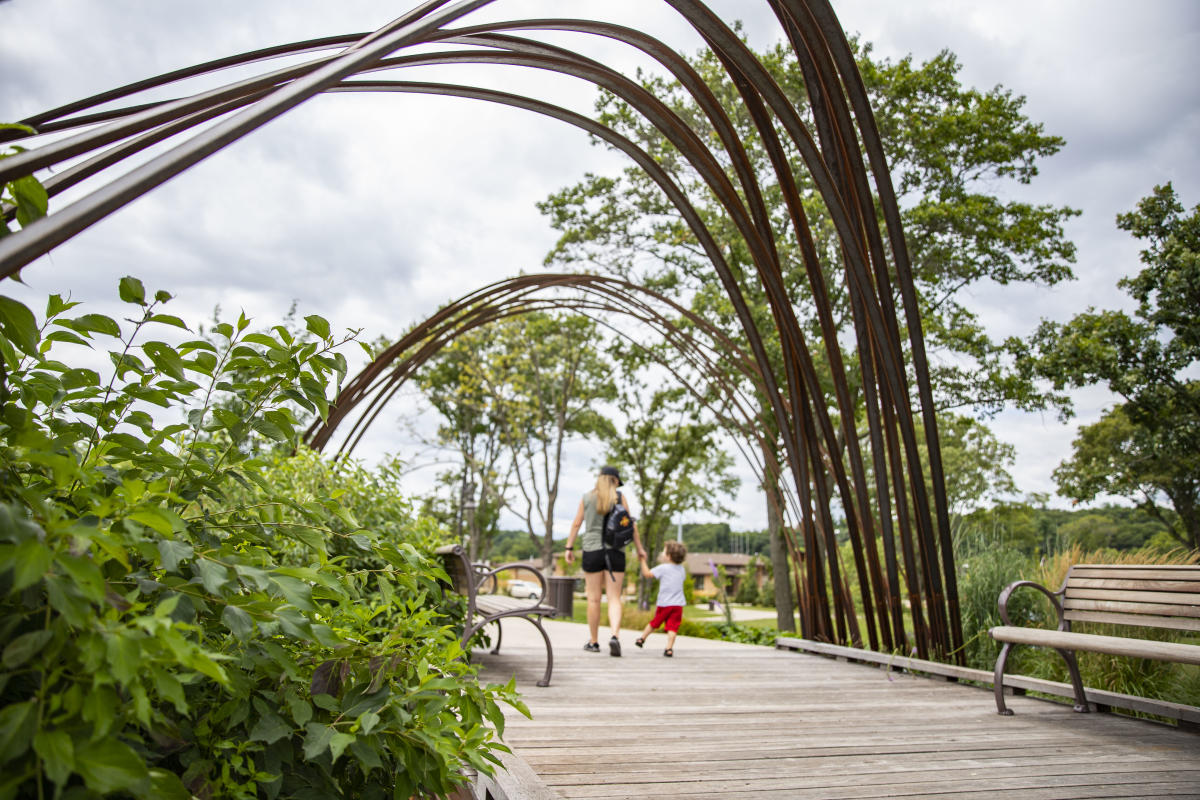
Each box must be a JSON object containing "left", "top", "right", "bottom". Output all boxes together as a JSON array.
[
  {"left": 56, "top": 554, "right": 105, "bottom": 602},
  {"left": 105, "top": 632, "right": 140, "bottom": 685},
  {"left": 67, "top": 313, "right": 122, "bottom": 338},
  {"left": 9, "top": 539, "right": 52, "bottom": 592},
  {"left": 272, "top": 575, "right": 314, "bottom": 611},
  {"left": 33, "top": 729, "right": 74, "bottom": 786},
  {"left": 128, "top": 509, "right": 175, "bottom": 536},
  {"left": 302, "top": 722, "right": 333, "bottom": 760},
  {"left": 2, "top": 629, "right": 53, "bottom": 669},
  {"left": 148, "top": 314, "right": 188, "bottom": 330},
  {"left": 249, "top": 713, "right": 291, "bottom": 745},
  {"left": 304, "top": 315, "right": 331, "bottom": 340},
  {"left": 287, "top": 693, "right": 312, "bottom": 727},
  {"left": 143, "top": 341, "right": 186, "bottom": 381},
  {"left": 148, "top": 768, "right": 191, "bottom": 800},
  {"left": 357, "top": 710, "right": 380, "bottom": 735},
  {"left": 0, "top": 700, "right": 36, "bottom": 764},
  {"left": 328, "top": 732, "right": 355, "bottom": 765},
  {"left": 11, "top": 175, "right": 48, "bottom": 227},
  {"left": 157, "top": 539, "right": 193, "bottom": 573},
  {"left": 44, "top": 575, "right": 89, "bottom": 627},
  {"left": 195, "top": 559, "right": 230, "bottom": 594},
  {"left": 74, "top": 738, "right": 150, "bottom": 795},
  {"left": 118, "top": 277, "right": 146, "bottom": 306},
  {"left": 0, "top": 296, "right": 40, "bottom": 357},
  {"left": 221, "top": 605, "right": 254, "bottom": 640},
  {"left": 43, "top": 329, "right": 90, "bottom": 347}
]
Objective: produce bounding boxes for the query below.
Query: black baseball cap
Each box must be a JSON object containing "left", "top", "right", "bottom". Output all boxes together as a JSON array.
[{"left": 600, "top": 465, "right": 623, "bottom": 486}]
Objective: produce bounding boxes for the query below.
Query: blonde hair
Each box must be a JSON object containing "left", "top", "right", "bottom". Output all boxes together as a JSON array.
[
  {"left": 594, "top": 473, "right": 619, "bottom": 514},
  {"left": 664, "top": 540, "right": 687, "bottom": 564}
]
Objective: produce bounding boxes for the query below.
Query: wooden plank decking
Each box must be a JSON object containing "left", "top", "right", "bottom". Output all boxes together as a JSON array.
[{"left": 474, "top": 618, "right": 1200, "bottom": 799}]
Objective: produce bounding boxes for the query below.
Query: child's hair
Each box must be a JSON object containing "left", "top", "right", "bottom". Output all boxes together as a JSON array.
[{"left": 664, "top": 540, "right": 687, "bottom": 564}]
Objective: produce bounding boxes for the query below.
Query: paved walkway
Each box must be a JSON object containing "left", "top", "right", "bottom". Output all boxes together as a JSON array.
[{"left": 474, "top": 617, "right": 1200, "bottom": 799}]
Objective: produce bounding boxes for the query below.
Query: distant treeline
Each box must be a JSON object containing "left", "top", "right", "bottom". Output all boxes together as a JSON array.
[{"left": 483, "top": 503, "right": 1174, "bottom": 563}]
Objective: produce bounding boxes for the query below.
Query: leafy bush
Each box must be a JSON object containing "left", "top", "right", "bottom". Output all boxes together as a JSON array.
[
  {"left": 955, "top": 545, "right": 1041, "bottom": 671},
  {"left": 0, "top": 283, "right": 522, "bottom": 799}
]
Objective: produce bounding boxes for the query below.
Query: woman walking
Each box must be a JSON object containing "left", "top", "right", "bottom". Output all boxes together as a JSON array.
[{"left": 564, "top": 465, "right": 647, "bottom": 656}]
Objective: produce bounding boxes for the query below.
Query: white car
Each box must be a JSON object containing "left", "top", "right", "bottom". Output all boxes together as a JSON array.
[{"left": 507, "top": 579, "right": 542, "bottom": 600}]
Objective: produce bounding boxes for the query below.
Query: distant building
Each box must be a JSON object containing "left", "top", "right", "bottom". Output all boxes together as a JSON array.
[{"left": 686, "top": 553, "right": 767, "bottom": 596}]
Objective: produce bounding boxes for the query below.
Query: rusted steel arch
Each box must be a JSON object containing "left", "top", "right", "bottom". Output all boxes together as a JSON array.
[
  {"left": 301, "top": 271, "right": 830, "bottom": 631},
  {"left": 306, "top": 273, "right": 770, "bottom": 462},
  {"left": 302, "top": 271, "right": 824, "bottom": 631},
  {"left": 6, "top": 25, "right": 918, "bottom": 652},
  {"left": 0, "top": 2, "right": 960, "bottom": 659}
]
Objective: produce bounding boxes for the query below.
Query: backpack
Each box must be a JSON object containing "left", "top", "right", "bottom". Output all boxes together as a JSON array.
[{"left": 602, "top": 492, "right": 636, "bottom": 550}]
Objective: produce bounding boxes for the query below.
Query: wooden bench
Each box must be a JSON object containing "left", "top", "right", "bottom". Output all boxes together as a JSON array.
[
  {"left": 436, "top": 544, "right": 560, "bottom": 687},
  {"left": 989, "top": 563, "right": 1200, "bottom": 716}
]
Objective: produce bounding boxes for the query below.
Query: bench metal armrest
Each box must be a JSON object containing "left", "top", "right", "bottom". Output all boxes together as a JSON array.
[
  {"left": 998, "top": 579, "right": 1066, "bottom": 630},
  {"left": 473, "top": 562, "right": 549, "bottom": 599}
]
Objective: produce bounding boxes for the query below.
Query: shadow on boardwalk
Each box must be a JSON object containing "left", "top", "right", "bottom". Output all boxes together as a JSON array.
[{"left": 475, "top": 618, "right": 1200, "bottom": 799}]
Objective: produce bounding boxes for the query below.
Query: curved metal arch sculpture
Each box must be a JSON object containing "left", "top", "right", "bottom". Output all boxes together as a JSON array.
[
  {"left": 0, "top": 0, "right": 961, "bottom": 661},
  {"left": 299, "top": 271, "right": 887, "bottom": 645}
]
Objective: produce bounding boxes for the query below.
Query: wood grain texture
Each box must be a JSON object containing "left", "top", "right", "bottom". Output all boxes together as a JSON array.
[{"left": 476, "top": 619, "right": 1200, "bottom": 799}]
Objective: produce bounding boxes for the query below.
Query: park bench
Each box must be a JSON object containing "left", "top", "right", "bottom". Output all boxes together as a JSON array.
[
  {"left": 989, "top": 563, "right": 1200, "bottom": 716},
  {"left": 435, "top": 544, "right": 559, "bottom": 687}
]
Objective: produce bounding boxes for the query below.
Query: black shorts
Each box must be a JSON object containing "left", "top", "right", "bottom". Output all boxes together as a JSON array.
[{"left": 582, "top": 548, "right": 625, "bottom": 574}]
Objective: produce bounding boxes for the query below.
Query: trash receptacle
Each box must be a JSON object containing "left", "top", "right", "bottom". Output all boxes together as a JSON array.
[{"left": 546, "top": 576, "right": 574, "bottom": 617}]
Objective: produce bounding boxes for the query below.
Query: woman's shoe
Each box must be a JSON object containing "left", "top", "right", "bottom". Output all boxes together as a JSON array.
[
  {"left": 583, "top": 641, "right": 600, "bottom": 652},
  {"left": 609, "top": 636, "right": 621, "bottom": 657},
  {"left": 664, "top": 648, "right": 674, "bottom": 657},
  {"left": 634, "top": 637, "right": 645, "bottom": 648}
]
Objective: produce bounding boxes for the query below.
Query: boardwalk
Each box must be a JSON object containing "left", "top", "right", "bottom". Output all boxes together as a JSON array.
[{"left": 475, "top": 618, "right": 1200, "bottom": 799}]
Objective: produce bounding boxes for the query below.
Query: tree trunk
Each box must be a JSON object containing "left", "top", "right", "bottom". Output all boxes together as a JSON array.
[{"left": 764, "top": 445, "right": 796, "bottom": 632}]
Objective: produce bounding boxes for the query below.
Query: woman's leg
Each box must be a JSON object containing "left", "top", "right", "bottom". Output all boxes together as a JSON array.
[
  {"left": 584, "top": 570, "right": 605, "bottom": 644},
  {"left": 606, "top": 570, "right": 624, "bottom": 638}
]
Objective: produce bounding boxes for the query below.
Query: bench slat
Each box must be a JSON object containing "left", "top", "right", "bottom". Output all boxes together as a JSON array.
[
  {"left": 1063, "top": 609, "right": 1200, "bottom": 632},
  {"left": 1064, "top": 597, "right": 1200, "bottom": 619},
  {"left": 475, "top": 595, "right": 552, "bottom": 616},
  {"left": 1068, "top": 577, "right": 1200, "bottom": 593},
  {"left": 1070, "top": 566, "right": 1200, "bottom": 581},
  {"left": 989, "top": 625, "right": 1200, "bottom": 665},
  {"left": 1064, "top": 588, "right": 1200, "bottom": 608}
]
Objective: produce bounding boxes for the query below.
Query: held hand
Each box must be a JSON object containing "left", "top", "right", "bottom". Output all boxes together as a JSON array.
[{"left": 565, "top": 549, "right": 575, "bottom": 564}]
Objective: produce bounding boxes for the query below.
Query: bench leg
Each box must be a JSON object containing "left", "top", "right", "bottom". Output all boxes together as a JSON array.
[
  {"left": 1055, "top": 648, "right": 1090, "bottom": 713},
  {"left": 994, "top": 642, "right": 1015, "bottom": 716},
  {"left": 520, "top": 615, "right": 554, "bottom": 688},
  {"left": 490, "top": 619, "right": 503, "bottom": 655}
]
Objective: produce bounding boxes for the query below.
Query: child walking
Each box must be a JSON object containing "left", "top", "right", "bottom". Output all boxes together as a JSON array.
[{"left": 635, "top": 540, "right": 688, "bottom": 657}]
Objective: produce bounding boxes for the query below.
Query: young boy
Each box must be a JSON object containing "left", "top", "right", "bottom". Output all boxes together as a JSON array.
[{"left": 635, "top": 540, "right": 688, "bottom": 657}]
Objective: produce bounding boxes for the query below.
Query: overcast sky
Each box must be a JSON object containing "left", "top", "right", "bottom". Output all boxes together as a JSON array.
[{"left": 2, "top": 1, "right": 1197, "bottom": 532}]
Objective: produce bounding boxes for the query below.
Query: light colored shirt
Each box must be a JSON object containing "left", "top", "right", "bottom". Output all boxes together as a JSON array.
[
  {"left": 650, "top": 562, "right": 687, "bottom": 607},
  {"left": 580, "top": 490, "right": 637, "bottom": 552}
]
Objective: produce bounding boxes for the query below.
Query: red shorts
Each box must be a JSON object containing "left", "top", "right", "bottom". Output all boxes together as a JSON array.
[{"left": 650, "top": 605, "right": 683, "bottom": 632}]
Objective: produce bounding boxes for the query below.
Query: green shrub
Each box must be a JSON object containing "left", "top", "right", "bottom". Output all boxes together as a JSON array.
[
  {"left": 756, "top": 579, "right": 775, "bottom": 608},
  {"left": 0, "top": 282, "right": 522, "bottom": 799},
  {"left": 955, "top": 545, "right": 1041, "bottom": 671}
]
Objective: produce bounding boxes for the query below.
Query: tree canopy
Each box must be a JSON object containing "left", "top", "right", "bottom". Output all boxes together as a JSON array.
[{"left": 1023, "top": 183, "right": 1199, "bottom": 551}]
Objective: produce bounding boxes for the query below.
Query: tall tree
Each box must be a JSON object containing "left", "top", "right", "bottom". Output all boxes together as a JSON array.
[
  {"left": 1024, "top": 183, "right": 1199, "bottom": 551},
  {"left": 539, "top": 35, "right": 1077, "bottom": 613},
  {"left": 473, "top": 312, "right": 615, "bottom": 571},
  {"left": 415, "top": 329, "right": 511, "bottom": 561}
]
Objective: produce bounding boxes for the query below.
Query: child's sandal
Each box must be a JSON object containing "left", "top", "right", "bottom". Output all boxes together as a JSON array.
[
  {"left": 664, "top": 648, "right": 673, "bottom": 657},
  {"left": 634, "top": 637, "right": 645, "bottom": 648}
]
